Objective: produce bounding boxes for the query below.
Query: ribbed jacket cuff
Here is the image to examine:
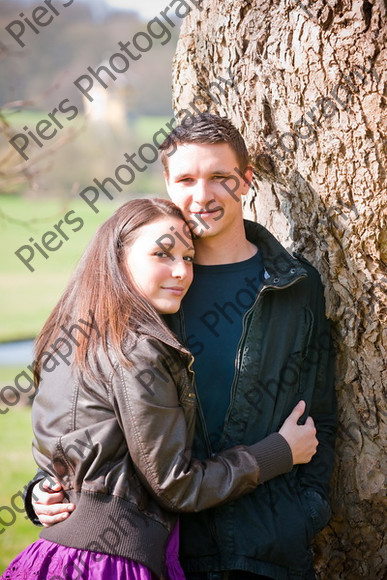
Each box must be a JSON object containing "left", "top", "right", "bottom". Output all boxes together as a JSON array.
[
  {"left": 23, "top": 471, "right": 46, "bottom": 526},
  {"left": 248, "top": 433, "right": 293, "bottom": 483}
]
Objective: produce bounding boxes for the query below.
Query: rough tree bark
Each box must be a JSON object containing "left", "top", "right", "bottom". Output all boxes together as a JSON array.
[{"left": 172, "top": 1, "right": 386, "bottom": 578}]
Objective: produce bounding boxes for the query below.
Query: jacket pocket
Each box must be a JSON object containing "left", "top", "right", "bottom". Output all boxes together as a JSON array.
[
  {"left": 178, "top": 381, "right": 197, "bottom": 406},
  {"left": 299, "top": 488, "right": 332, "bottom": 541},
  {"left": 232, "top": 478, "right": 314, "bottom": 568},
  {"left": 297, "top": 306, "right": 314, "bottom": 394},
  {"left": 273, "top": 306, "right": 314, "bottom": 396}
]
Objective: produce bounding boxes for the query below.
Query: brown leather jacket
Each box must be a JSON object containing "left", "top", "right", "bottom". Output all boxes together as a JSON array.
[{"left": 29, "top": 323, "right": 292, "bottom": 578}]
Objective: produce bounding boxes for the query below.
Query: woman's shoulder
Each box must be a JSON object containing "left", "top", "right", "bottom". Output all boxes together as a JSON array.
[{"left": 123, "top": 334, "right": 185, "bottom": 368}]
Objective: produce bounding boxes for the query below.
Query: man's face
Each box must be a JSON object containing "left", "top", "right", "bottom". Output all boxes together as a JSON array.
[{"left": 164, "top": 143, "right": 252, "bottom": 241}]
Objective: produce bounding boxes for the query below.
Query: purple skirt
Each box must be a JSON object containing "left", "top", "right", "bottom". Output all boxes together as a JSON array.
[{"left": 1, "top": 523, "right": 185, "bottom": 580}]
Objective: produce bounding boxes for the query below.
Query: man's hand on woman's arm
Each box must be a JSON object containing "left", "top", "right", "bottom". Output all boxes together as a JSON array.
[{"left": 31, "top": 477, "right": 74, "bottom": 527}]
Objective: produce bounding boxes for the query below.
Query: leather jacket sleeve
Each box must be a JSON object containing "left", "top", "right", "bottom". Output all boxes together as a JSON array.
[
  {"left": 110, "top": 337, "right": 289, "bottom": 512},
  {"left": 23, "top": 336, "right": 293, "bottom": 524}
]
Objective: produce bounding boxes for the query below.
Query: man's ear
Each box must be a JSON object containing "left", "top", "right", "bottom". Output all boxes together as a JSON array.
[
  {"left": 163, "top": 170, "right": 170, "bottom": 189},
  {"left": 241, "top": 165, "right": 254, "bottom": 195}
]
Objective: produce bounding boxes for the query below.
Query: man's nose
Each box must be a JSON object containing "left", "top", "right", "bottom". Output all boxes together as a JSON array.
[{"left": 192, "top": 179, "right": 212, "bottom": 205}]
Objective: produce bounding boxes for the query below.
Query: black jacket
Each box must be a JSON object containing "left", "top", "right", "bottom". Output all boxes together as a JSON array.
[{"left": 173, "top": 221, "right": 337, "bottom": 579}]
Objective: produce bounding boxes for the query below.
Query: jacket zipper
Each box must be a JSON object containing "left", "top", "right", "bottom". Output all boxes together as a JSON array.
[{"left": 220, "top": 276, "right": 307, "bottom": 445}]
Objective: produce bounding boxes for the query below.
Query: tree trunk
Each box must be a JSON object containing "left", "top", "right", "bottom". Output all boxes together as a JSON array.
[{"left": 172, "top": 1, "right": 386, "bottom": 578}]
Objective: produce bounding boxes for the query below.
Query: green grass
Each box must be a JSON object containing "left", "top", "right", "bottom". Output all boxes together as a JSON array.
[
  {"left": 0, "top": 112, "right": 171, "bottom": 341},
  {"left": 0, "top": 367, "right": 23, "bottom": 384},
  {"left": 2, "top": 109, "right": 60, "bottom": 128},
  {"left": 0, "top": 406, "right": 40, "bottom": 574},
  {"left": 135, "top": 114, "right": 174, "bottom": 136},
  {"left": 0, "top": 196, "right": 124, "bottom": 341}
]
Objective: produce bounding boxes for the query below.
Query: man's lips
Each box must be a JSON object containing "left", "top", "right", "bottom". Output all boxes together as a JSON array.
[{"left": 190, "top": 210, "right": 218, "bottom": 217}]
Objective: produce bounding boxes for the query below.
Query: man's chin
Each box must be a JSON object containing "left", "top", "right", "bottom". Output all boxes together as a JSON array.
[{"left": 188, "top": 214, "right": 219, "bottom": 238}]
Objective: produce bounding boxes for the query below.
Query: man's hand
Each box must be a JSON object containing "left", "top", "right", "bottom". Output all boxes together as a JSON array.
[
  {"left": 32, "top": 477, "right": 75, "bottom": 527},
  {"left": 279, "top": 400, "right": 318, "bottom": 464}
]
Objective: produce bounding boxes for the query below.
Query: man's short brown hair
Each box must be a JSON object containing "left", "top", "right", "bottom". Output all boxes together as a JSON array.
[{"left": 159, "top": 113, "right": 250, "bottom": 174}]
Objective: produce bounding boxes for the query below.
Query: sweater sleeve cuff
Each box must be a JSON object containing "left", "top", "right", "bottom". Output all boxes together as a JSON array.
[{"left": 247, "top": 433, "right": 293, "bottom": 483}]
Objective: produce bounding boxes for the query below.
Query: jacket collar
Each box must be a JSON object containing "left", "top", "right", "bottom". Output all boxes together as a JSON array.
[
  {"left": 165, "top": 221, "right": 308, "bottom": 341},
  {"left": 135, "top": 317, "right": 191, "bottom": 356},
  {"left": 244, "top": 219, "right": 308, "bottom": 288}
]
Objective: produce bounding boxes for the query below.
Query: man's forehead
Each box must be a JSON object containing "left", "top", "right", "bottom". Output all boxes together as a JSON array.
[{"left": 167, "top": 142, "right": 238, "bottom": 172}]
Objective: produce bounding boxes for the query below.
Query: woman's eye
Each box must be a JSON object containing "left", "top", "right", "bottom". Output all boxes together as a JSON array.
[
  {"left": 154, "top": 251, "right": 168, "bottom": 258},
  {"left": 184, "top": 256, "right": 194, "bottom": 263}
]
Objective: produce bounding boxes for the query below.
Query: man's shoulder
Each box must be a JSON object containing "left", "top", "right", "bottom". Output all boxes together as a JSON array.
[
  {"left": 292, "top": 252, "right": 324, "bottom": 287},
  {"left": 243, "top": 219, "right": 290, "bottom": 256},
  {"left": 244, "top": 220, "right": 321, "bottom": 264}
]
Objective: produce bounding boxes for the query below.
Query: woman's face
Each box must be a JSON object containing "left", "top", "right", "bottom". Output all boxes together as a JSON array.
[{"left": 124, "top": 216, "right": 194, "bottom": 314}]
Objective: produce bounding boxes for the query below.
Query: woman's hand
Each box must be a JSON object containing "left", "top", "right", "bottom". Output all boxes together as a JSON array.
[
  {"left": 32, "top": 477, "right": 75, "bottom": 527},
  {"left": 279, "top": 400, "right": 318, "bottom": 464}
]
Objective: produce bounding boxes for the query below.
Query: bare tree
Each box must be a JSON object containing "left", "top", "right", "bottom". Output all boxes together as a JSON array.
[{"left": 172, "top": 1, "right": 386, "bottom": 577}]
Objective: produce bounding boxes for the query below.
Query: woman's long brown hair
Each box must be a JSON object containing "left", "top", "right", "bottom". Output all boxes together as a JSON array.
[{"left": 34, "top": 198, "right": 191, "bottom": 385}]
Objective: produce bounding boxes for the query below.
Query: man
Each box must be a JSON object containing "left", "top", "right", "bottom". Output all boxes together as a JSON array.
[{"left": 25, "top": 114, "right": 336, "bottom": 579}]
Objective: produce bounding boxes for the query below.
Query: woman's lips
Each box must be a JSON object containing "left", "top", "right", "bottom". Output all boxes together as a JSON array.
[{"left": 161, "top": 286, "right": 185, "bottom": 295}]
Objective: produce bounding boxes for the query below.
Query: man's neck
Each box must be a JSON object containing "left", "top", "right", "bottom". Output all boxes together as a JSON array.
[{"left": 193, "top": 233, "right": 257, "bottom": 266}]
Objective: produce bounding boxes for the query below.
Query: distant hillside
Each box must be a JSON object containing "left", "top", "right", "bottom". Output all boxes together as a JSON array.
[{"left": 1, "top": 0, "right": 179, "bottom": 116}]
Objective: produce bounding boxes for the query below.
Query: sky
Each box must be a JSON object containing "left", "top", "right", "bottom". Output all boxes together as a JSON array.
[
  {"left": 104, "top": 0, "right": 167, "bottom": 20},
  {"left": 16, "top": 0, "right": 168, "bottom": 22}
]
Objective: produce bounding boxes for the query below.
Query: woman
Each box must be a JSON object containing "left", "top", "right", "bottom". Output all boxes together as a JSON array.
[{"left": 2, "top": 198, "right": 309, "bottom": 580}]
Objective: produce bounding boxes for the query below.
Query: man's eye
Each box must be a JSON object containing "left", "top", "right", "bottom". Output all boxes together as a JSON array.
[{"left": 184, "top": 256, "right": 194, "bottom": 263}]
